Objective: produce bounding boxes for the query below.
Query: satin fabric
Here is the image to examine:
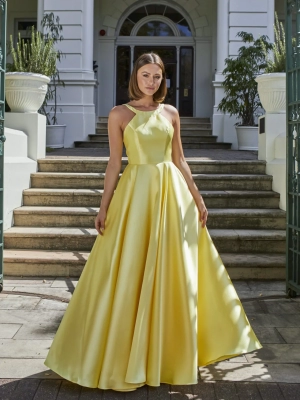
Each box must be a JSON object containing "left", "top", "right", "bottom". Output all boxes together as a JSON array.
[{"left": 44, "top": 103, "right": 262, "bottom": 391}]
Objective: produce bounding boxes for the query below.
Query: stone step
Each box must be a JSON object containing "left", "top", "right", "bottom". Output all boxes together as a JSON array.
[
  {"left": 91, "top": 133, "right": 216, "bottom": 142},
  {"left": 98, "top": 116, "right": 211, "bottom": 124},
  {"left": 74, "top": 141, "right": 231, "bottom": 149},
  {"left": 3, "top": 249, "right": 285, "bottom": 279},
  {"left": 30, "top": 173, "right": 273, "bottom": 191},
  {"left": 38, "top": 159, "right": 267, "bottom": 174},
  {"left": 96, "top": 122, "right": 212, "bottom": 130},
  {"left": 4, "top": 227, "right": 285, "bottom": 254},
  {"left": 22, "top": 189, "right": 280, "bottom": 208},
  {"left": 12, "top": 207, "right": 286, "bottom": 229}
]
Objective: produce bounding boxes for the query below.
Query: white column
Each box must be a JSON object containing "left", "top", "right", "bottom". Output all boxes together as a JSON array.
[
  {"left": 176, "top": 46, "right": 180, "bottom": 109},
  {"left": 216, "top": 0, "right": 229, "bottom": 75},
  {"left": 212, "top": 0, "right": 235, "bottom": 146},
  {"left": 82, "top": 0, "right": 94, "bottom": 72},
  {"left": 43, "top": 0, "right": 96, "bottom": 147},
  {"left": 37, "top": 0, "right": 44, "bottom": 32}
]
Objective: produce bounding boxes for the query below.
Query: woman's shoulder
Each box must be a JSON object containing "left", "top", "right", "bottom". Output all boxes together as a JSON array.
[
  {"left": 163, "top": 103, "right": 179, "bottom": 114},
  {"left": 163, "top": 104, "right": 179, "bottom": 121},
  {"left": 108, "top": 104, "right": 130, "bottom": 121}
]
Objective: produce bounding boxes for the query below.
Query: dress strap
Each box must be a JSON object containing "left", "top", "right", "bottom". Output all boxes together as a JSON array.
[
  {"left": 123, "top": 104, "right": 138, "bottom": 113},
  {"left": 123, "top": 103, "right": 164, "bottom": 114}
]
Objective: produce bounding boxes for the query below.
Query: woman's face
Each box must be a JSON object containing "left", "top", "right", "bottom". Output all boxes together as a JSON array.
[{"left": 136, "top": 63, "right": 163, "bottom": 97}]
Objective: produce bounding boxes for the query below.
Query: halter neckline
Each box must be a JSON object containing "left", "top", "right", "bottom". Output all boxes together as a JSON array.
[{"left": 124, "top": 103, "right": 164, "bottom": 113}]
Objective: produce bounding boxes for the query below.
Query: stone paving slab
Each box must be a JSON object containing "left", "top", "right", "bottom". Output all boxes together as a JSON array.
[
  {"left": 199, "top": 362, "right": 300, "bottom": 383},
  {"left": 0, "top": 339, "right": 52, "bottom": 358},
  {"left": 1, "top": 278, "right": 300, "bottom": 398},
  {"left": 252, "top": 327, "right": 286, "bottom": 344},
  {"left": 0, "top": 324, "right": 22, "bottom": 339},
  {"left": 245, "top": 344, "right": 300, "bottom": 364},
  {"left": 1, "top": 380, "right": 300, "bottom": 400},
  {"left": 46, "top": 148, "right": 259, "bottom": 160},
  {"left": 276, "top": 328, "right": 300, "bottom": 344}
]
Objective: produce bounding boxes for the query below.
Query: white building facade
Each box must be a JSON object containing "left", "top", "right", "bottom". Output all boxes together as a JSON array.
[{"left": 7, "top": 0, "right": 284, "bottom": 148}]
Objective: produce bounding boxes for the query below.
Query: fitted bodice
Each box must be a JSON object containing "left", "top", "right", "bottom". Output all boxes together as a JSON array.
[{"left": 123, "top": 103, "right": 174, "bottom": 165}]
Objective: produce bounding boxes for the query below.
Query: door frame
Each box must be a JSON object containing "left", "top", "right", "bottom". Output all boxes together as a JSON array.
[{"left": 115, "top": 37, "right": 195, "bottom": 115}]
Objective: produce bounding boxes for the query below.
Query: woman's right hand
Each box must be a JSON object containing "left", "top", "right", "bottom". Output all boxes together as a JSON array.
[{"left": 95, "top": 208, "right": 107, "bottom": 235}]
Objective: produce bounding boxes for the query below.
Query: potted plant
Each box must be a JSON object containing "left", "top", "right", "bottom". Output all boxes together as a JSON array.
[
  {"left": 39, "top": 13, "right": 66, "bottom": 149},
  {"left": 218, "top": 32, "right": 272, "bottom": 150},
  {"left": 6, "top": 27, "right": 57, "bottom": 113},
  {"left": 256, "top": 13, "right": 286, "bottom": 114}
]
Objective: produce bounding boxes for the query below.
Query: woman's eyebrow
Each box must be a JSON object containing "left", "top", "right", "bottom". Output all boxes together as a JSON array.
[{"left": 141, "top": 70, "right": 161, "bottom": 75}]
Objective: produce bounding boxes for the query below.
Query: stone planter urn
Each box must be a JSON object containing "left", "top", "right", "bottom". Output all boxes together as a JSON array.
[
  {"left": 5, "top": 72, "right": 50, "bottom": 113},
  {"left": 46, "top": 125, "right": 66, "bottom": 148},
  {"left": 235, "top": 126, "right": 258, "bottom": 151},
  {"left": 255, "top": 73, "right": 286, "bottom": 114}
]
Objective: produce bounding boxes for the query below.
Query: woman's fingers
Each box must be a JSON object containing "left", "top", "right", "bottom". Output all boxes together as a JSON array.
[
  {"left": 99, "top": 219, "right": 105, "bottom": 235},
  {"left": 95, "top": 213, "right": 106, "bottom": 235},
  {"left": 200, "top": 208, "right": 208, "bottom": 227}
]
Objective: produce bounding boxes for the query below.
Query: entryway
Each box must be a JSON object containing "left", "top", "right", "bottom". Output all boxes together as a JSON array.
[{"left": 116, "top": 45, "right": 194, "bottom": 116}]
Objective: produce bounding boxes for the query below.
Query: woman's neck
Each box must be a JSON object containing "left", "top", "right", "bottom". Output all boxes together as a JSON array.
[{"left": 130, "top": 96, "right": 158, "bottom": 108}]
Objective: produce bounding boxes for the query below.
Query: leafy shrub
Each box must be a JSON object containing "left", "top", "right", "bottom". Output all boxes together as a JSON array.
[{"left": 7, "top": 26, "right": 57, "bottom": 77}]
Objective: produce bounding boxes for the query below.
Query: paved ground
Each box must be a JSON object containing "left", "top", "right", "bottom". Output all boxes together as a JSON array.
[
  {"left": 0, "top": 278, "right": 300, "bottom": 399},
  {"left": 46, "top": 148, "right": 259, "bottom": 160}
]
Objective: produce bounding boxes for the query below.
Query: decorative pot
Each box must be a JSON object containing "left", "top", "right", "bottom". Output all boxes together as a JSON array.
[
  {"left": 235, "top": 126, "right": 258, "bottom": 151},
  {"left": 5, "top": 72, "right": 50, "bottom": 113},
  {"left": 46, "top": 125, "right": 66, "bottom": 148},
  {"left": 255, "top": 73, "right": 286, "bottom": 114}
]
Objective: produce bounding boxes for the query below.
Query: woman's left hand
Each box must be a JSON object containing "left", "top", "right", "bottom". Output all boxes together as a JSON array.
[{"left": 197, "top": 197, "right": 208, "bottom": 227}]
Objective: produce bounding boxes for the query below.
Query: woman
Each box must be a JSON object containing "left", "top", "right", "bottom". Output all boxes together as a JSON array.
[{"left": 44, "top": 53, "right": 262, "bottom": 392}]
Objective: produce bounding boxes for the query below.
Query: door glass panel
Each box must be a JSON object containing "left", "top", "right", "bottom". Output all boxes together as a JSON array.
[
  {"left": 127, "top": 7, "right": 147, "bottom": 23},
  {"left": 134, "top": 47, "right": 177, "bottom": 107},
  {"left": 119, "top": 4, "right": 192, "bottom": 37},
  {"left": 120, "top": 19, "right": 135, "bottom": 36},
  {"left": 116, "top": 46, "right": 131, "bottom": 105},
  {"left": 179, "top": 47, "right": 193, "bottom": 116},
  {"left": 177, "top": 19, "right": 192, "bottom": 36},
  {"left": 137, "top": 21, "right": 174, "bottom": 36},
  {"left": 164, "top": 8, "right": 183, "bottom": 23}
]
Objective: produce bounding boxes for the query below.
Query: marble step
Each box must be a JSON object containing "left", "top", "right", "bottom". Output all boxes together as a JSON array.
[
  {"left": 96, "top": 123, "right": 212, "bottom": 130},
  {"left": 4, "top": 227, "right": 286, "bottom": 254},
  {"left": 30, "top": 173, "right": 273, "bottom": 191},
  {"left": 38, "top": 159, "right": 267, "bottom": 174},
  {"left": 98, "top": 116, "right": 211, "bottom": 123},
  {"left": 12, "top": 207, "right": 286, "bottom": 229},
  {"left": 3, "top": 249, "right": 285, "bottom": 279},
  {"left": 91, "top": 133, "right": 216, "bottom": 142},
  {"left": 22, "top": 189, "right": 280, "bottom": 208},
  {"left": 74, "top": 140, "right": 232, "bottom": 149}
]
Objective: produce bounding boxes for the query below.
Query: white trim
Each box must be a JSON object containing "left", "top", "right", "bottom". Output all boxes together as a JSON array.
[
  {"left": 116, "top": 36, "right": 194, "bottom": 46},
  {"left": 116, "top": 0, "right": 195, "bottom": 38},
  {"left": 131, "top": 15, "right": 180, "bottom": 37},
  {"left": 176, "top": 46, "right": 180, "bottom": 108}
]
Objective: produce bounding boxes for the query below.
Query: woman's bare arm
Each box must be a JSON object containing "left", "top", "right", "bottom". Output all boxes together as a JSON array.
[
  {"left": 167, "top": 105, "right": 208, "bottom": 227},
  {"left": 95, "top": 107, "right": 124, "bottom": 235}
]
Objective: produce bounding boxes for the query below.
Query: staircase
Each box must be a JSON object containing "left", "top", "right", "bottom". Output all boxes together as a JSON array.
[
  {"left": 74, "top": 117, "right": 232, "bottom": 149},
  {"left": 4, "top": 158, "right": 286, "bottom": 279}
]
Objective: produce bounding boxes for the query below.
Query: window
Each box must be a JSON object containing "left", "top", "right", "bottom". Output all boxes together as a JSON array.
[
  {"left": 120, "top": 5, "right": 192, "bottom": 36},
  {"left": 137, "top": 21, "right": 174, "bottom": 36},
  {"left": 14, "top": 19, "right": 37, "bottom": 45}
]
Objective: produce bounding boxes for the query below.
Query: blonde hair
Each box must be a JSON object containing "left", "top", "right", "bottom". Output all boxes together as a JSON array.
[{"left": 128, "top": 53, "right": 167, "bottom": 103}]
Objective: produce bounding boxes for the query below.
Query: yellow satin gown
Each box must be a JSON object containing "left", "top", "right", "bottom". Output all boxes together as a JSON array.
[{"left": 44, "top": 103, "right": 262, "bottom": 391}]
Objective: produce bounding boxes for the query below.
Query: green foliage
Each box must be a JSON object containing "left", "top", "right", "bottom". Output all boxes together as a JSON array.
[
  {"left": 262, "top": 13, "right": 286, "bottom": 73},
  {"left": 39, "top": 13, "right": 65, "bottom": 125},
  {"left": 218, "top": 31, "right": 273, "bottom": 126},
  {"left": 7, "top": 27, "right": 57, "bottom": 77}
]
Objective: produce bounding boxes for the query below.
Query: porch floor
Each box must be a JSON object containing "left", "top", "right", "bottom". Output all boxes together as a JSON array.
[
  {"left": 46, "top": 148, "right": 259, "bottom": 160},
  {"left": 0, "top": 278, "right": 299, "bottom": 399}
]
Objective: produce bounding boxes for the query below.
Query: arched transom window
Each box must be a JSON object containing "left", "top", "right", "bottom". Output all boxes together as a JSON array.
[{"left": 120, "top": 4, "right": 192, "bottom": 37}]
